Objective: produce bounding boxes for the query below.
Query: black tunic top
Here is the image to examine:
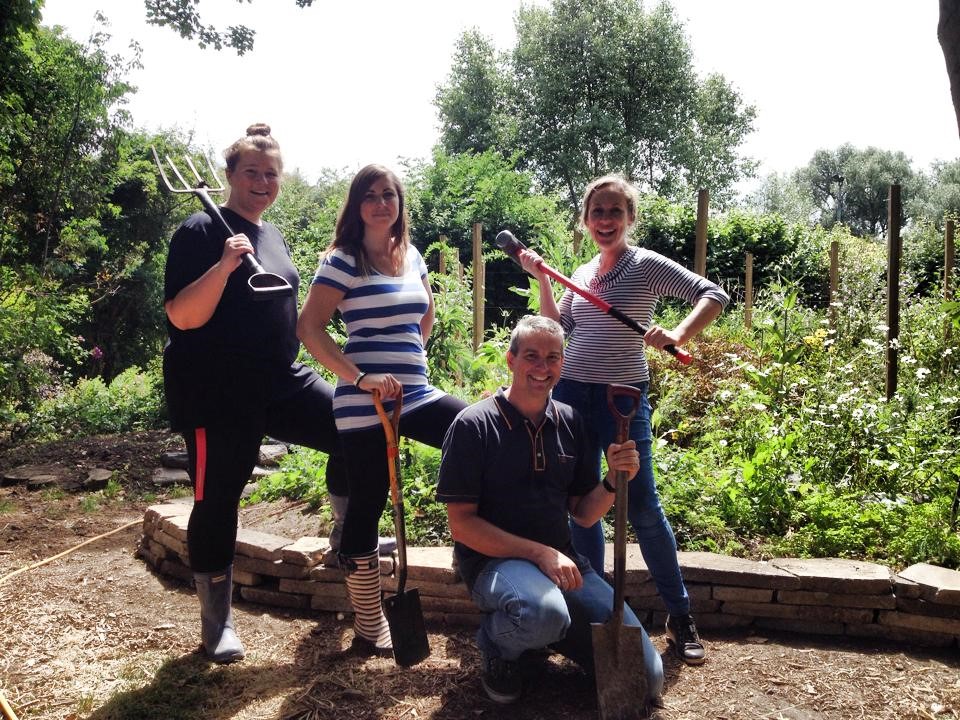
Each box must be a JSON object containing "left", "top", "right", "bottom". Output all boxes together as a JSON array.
[{"left": 162, "top": 207, "right": 314, "bottom": 431}]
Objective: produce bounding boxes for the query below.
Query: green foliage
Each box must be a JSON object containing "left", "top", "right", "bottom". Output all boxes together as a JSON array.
[
  {"left": 143, "top": 0, "right": 316, "bottom": 55},
  {"left": 29, "top": 364, "right": 165, "bottom": 440},
  {"left": 435, "top": 0, "right": 755, "bottom": 211},
  {"left": 245, "top": 447, "right": 330, "bottom": 509}
]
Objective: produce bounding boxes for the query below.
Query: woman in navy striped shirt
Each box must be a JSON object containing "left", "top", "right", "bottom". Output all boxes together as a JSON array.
[
  {"left": 298, "top": 164, "right": 466, "bottom": 653},
  {"left": 520, "top": 174, "right": 729, "bottom": 667}
]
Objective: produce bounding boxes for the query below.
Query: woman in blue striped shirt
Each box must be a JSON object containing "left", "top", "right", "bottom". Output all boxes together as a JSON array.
[
  {"left": 520, "top": 174, "right": 729, "bottom": 667},
  {"left": 298, "top": 164, "right": 466, "bottom": 653}
]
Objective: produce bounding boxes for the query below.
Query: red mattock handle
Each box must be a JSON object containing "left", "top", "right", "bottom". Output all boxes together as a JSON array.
[{"left": 495, "top": 230, "right": 694, "bottom": 366}]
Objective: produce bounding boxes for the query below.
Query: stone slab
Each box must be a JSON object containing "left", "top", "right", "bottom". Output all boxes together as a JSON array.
[
  {"left": 152, "top": 467, "right": 190, "bottom": 486},
  {"left": 897, "top": 563, "right": 960, "bottom": 606},
  {"left": 2, "top": 464, "right": 63, "bottom": 486},
  {"left": 678, "top": 552, "right": 800, "bottom": 590},
  {"left": 722, "top": 601, "right": 874, "bottom": 625},
  {"left": 310, "top": 594, "right": 355, "bottom": 613},
  {"left": 382, "top": 578, "right": 471, "bottom": 600},
  {"left": 602, "top": 544, "right": 652, "bottom": 583},
  {"left": 240, "top": 586, "right": 309, "bottom": 609},
  {"left": 153, "top": 530, "right": 188, "bottom": 559},
  {"left": 235, "top": 528, "right": 291, "bottom": 561},
  {"left": 845, "top": 622, "right": 957, "bottom": 648},
  {"left": 877, "top": 610, "right": 960, "bottom": 635},
  {"left": 233, "top": 569, "right": 264, "bottom": 587},
  {"left": 691, "top": 613, "right": 754, "bottom": 631},
  {"left": 258, "top": 443, "right": 288, "bottom": 467},
  {"left": 405, "top": 547, "right": 460, "bottom": 583},
  {"left": 895, "top": 596, "right": 960, "bottom": 620},
  {"left": 777, "top": 589, "right": 896, "bottom": 610},
  {"left": 713, "top": 586, "right": 775, "bottom": 603},
  {"left": 281, "top": 536, "right": 327, "bottom": 566},
  {"left": 234, "top": 554, "right": 310, "bottom": 580},
  {"left": 768, "top": 558, "right": 893, "bottom": 594},
  {"left": 279, "top": 578, "right": 348, "bottom": 598},
  {"left": 159, "top": 513, "right": 190, "bottom": 542},
  {"left": 160, "top": 450, "right": 189, "bottom": 469},
  {"left": 84, "top": 468, "right": 113, "bottom": 490}
]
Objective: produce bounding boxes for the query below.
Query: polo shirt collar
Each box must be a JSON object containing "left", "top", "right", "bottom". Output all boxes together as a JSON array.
[{"left": 492, "top": 386, "right": 559, "bottom": 431}]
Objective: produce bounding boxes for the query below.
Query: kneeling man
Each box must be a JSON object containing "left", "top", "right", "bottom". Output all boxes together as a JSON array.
[{"left": 437, "top": 315, "right": 663, "bottom": 705}]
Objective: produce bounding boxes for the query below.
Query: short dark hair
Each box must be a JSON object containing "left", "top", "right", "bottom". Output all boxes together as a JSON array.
[{"left": 508, "top": 315, "right": 565, "bottom": 355}]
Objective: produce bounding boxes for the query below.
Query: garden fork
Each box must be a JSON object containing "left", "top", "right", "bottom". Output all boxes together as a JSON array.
[{"left": 151, "top": 146, "right": 292, "bottom": 299}]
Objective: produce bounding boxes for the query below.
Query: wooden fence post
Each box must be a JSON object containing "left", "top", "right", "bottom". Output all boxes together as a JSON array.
[
  {"left": 886, "top": 185, "right": 901, "bottom": 401},
  {"left": 946, "top": 220, "right": 955, "bottom": 343},
  {"left": 829, "top": 240, "right": 840, "bottom": 330},
  {"left": 472, "top": 223, "right": 485, "bottom": 351},
  {"left": 694, "top": 188, "right": 709, "bottom": 277},
  {"left": 439, "top": 234, "right": 448, "bottom": 275},
  {"left": 744, "top": 252, "right": 753, "bottom": 330},
  {"left": 573, "top": 228, "right": 583, "bottom": 257}
]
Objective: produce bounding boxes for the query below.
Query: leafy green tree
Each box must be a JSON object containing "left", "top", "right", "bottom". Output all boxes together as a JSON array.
[
  {"left": 435, "top": 29, "right": 515, "bottom": 157},
  {"left": 908, "top": 158, "right": 960, "bottom": 228},
  {"left": 406, "top": 149, "right": 569, "bottom": 323},
  {"left": 436, "top": 0, "right": 756, "bottom": 213},
  {"left": 796, "top": 144, "right": 919, "bottom": 237},
  {"left": 144, "top": 0, "right": 315, "bottom": 54},
  {"left": 744, "top": 172, "right": 817, "bottom": 226}
]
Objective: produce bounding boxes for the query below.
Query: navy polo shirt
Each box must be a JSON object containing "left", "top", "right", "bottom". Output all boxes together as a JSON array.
[{"left": 437, "top": 387, "right": 598, "bottom": 591}]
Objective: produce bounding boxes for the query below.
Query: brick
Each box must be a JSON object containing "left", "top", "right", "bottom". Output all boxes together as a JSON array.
[
  {"left": 281, "top": 536, "right": 327, "bottom": 566},
  {"left": 777, "top": 589, "right": 896, "bottom": 610},
  {"left": 769, "top": 558, "right": 893, "bottom": 594},
  {"left": 622, "top": 581, "right": 658, "bottom": 598},
  {"left": 678, "top": 552, "right": 800, "bottom": 590},
  {"left": 234, "top": 555, "right": 310, "bottom": 579},
  {"left": 897, "top": 563, "right": 960, "bottom": 606},
  {"left": 240, "top": 586, "right": 309, "bottom": 609},
  {"left": 722, "top": 601, "right": 874, "bottom": 625},
  {"left": 713, "top": 586, "right": 775, "bottom": 603},
  {"left": 877, "top": 610, "right": 960, "bottom": 635},
  {"left": 755, "top": 617, "right": 845, "bottom": 635},
  {"left": 893, "top": 575, "right": 922, "bottom": 599},
  {"left": 234, "top": 528, "right": 291, "bottom": 561}
]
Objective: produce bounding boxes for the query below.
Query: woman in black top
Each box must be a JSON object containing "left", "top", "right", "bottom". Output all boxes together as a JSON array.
[{"left": 163, "top": 123, "right": 343, "bottom": 663}]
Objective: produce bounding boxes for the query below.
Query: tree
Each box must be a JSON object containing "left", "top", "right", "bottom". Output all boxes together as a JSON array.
[
  {"left": 144, "top": 0, "right": 315, "bottom": 55},
  {"left": 435, "top": 0, "right": 756, "bottom": 213},
  {"left": 435, "top": 30, "right": 514, "bottom": 157},
  {"left": 795, "top": 145, "right": 919, "bottom": 237},
  {"left": 939, "top": 0, "right": 960, "bottom": 136}
]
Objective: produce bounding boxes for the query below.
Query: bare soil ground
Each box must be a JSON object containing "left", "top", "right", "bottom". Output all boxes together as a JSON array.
[{"left": 1, "top": 432, "right": 959, "bottom": 720}]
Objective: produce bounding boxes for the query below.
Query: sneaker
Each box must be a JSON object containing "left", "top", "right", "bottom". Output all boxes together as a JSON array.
[
  {"left": 481, "top": 655, "right": 522, "bottom": 704},
  {"left": 665, "top": 613, "right": 706, "bottom": 666}
]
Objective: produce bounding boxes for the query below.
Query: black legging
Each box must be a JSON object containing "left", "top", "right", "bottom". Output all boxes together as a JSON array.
[
  {"left": 185, "top": 378, "right": 344, "bottom": 572},
  {"left": 339, "top": 393, "right": 466, "bottom": 557}
]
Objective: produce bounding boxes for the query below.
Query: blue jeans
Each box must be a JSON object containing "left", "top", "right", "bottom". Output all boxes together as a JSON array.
[
  {"left": 553, "top": 378, "right": 690, "bottom": 617},
  {"left": 471, "top": 558, "right": 664, "bottom": 696}
]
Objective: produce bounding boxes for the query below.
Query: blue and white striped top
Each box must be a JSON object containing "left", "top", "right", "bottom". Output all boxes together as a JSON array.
[
  {"left": 559, "top": 247, "right": 729, "bottom": 384},
  {"left": 311, "top": 245, "right": 444, "bottom": 432}
]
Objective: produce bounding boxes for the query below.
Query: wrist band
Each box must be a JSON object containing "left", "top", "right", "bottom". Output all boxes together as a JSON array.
[
  {"left": 602, "top": 478, "right": 616, "bottom": 494},
  {"left": 353, "top": 371, "right": 367, "bottom": 387}
]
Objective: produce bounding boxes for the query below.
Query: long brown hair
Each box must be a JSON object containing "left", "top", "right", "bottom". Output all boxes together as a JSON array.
[
  {"left": 331, "top": 164, "right": 409, "bottom": 276},
  {"left": 223, "top": 123, "right": 283, "bottom": 172}
]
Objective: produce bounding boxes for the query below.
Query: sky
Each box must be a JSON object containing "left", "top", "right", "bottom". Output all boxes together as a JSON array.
[{"left": 40, "top": 0, "right": 960, "bottom": 193}]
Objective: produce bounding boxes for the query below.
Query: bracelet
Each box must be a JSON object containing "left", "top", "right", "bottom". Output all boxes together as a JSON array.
[
  {"left": 602, "top": 478, "right": 616, "bottom": 494},
  {"left": 353, "top": 371, "right": 367, "bottom": 387}
]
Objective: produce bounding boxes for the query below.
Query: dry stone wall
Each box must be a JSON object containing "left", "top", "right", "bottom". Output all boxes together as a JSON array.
[{"left": 140, "top": 502, "right": 960, "bottom": 649}]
